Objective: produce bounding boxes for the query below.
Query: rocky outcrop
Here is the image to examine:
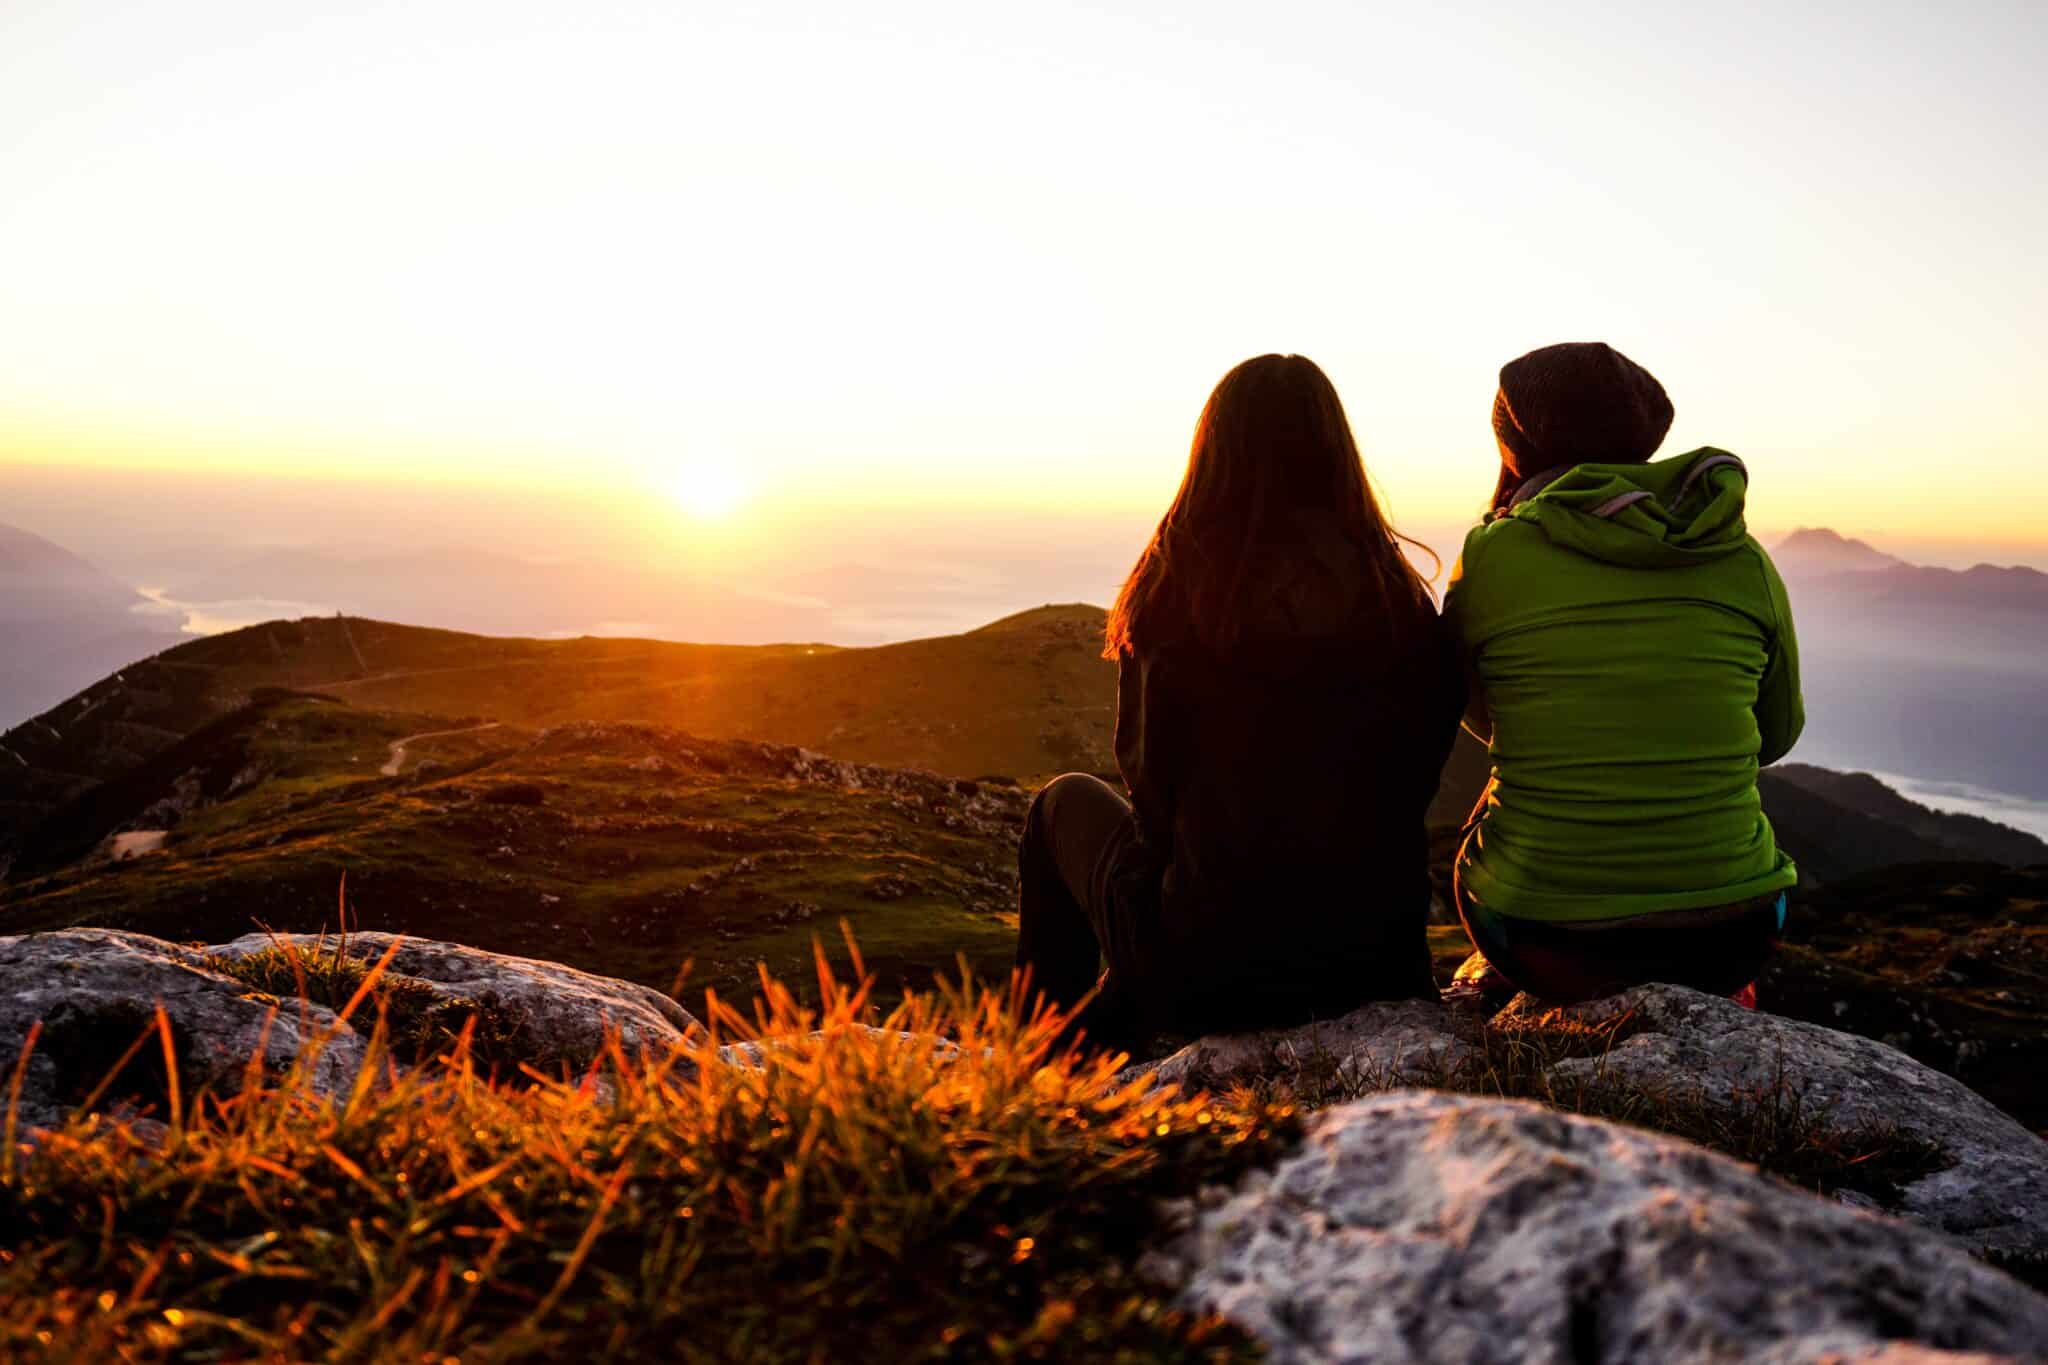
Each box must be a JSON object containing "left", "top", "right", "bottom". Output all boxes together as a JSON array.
[
  {"left": 0, "top": 928, "right": 704, "bottom": 1133},
  {"left": 11, "top": 923, "right": 2047, "bottom": 1365},
  {"left": 1152, "top": 1091, "right": 2048, "bottom": 1365},
  {"left": 0, "top": 929, "right": 366, "bottom": 1133},
  {"left": 1118, "top": 982, "right": 2048, "bottom": 1260},
  {"left": 1499, "top": 985, "right": 2048, "bottom": 1258},
  {"left": 203, "top": 931, "right": 701, "bottom": 1062},
  {"left": 1124, "top": 998, "right": 1480, "bottom": 1094}
]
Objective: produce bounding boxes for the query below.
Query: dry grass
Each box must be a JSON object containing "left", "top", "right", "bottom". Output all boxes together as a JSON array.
[{"left": 0, "top": 942, "right": 1296, "bottom": 1363}]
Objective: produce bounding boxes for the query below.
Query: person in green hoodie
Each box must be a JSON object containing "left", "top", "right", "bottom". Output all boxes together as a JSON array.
[{"left": 1441, "top": 341, "right": 1803, "bottom": 1005}]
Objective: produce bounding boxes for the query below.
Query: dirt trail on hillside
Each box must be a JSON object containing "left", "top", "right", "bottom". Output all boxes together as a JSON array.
[{"left": 381, "top": 723, "right": 502, "bottom": 777}]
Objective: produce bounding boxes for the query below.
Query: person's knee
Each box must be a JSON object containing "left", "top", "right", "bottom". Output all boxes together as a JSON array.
[{"left": 1029, "top": 772, "right": 1108, "bottom": 834}]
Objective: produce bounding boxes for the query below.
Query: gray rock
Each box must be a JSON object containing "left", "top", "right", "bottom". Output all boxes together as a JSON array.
[
  {"left": 1123, "top": 999, "right": 1481, "bottom": 1094},
  {"left": 1157, "top": 1091, "right": 2048, "bottom": 1365},
  {"left": 0, "top": 929, "right": 366, "bottom": 1132},
  {"left": 1499, "top": 985, "right": 2048, "bottom": 1257},
  {"left": 203, "top": 932, "right": 701, "bottom": 1065}
]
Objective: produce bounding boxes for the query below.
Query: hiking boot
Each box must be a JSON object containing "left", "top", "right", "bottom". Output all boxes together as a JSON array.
[{"left": 1441, "top": 950, "right": 1517, "bottom": 1005}]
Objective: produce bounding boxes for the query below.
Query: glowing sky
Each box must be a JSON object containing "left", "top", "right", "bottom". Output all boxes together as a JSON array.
[{"left": 2, "top": 0, "right": 2043, "bottom": 545}]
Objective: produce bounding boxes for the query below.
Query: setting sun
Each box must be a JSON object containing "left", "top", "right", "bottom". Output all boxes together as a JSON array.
[{"left": 663, "top": 460, "right": 751, "bottom": 520}]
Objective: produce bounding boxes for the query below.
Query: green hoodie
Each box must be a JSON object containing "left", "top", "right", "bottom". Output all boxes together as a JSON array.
[{"left": 1442, "top": 447, "right": 1802, "bottom": 923}]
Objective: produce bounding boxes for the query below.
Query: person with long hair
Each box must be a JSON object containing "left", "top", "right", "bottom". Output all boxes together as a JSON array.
[
  {"left": 1443, "top": 341, "right": 1803, "bottom": 1005},
  {"left": 1014, "top": 354, "right": 1463, "bottom": 1051}
]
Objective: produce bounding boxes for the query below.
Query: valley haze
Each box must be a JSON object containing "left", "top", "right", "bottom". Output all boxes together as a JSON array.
[{"left": 5, "top": 476, "right": 2046, "bottom": 829}]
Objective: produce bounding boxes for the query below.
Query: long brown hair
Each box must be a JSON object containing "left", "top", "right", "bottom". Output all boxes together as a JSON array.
[{"left": 1104, "top": 354, "right": 1437, "bottom": 659}]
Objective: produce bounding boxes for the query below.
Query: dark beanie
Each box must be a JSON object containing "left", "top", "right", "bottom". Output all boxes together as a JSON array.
[{"left": 1491, "top": 342, "right": 1674, "bottom": 478}]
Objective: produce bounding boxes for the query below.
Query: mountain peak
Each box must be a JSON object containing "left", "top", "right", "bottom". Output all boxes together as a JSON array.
[{"left": 1773, "top": 527, "right": 1903, "bottom": 575}]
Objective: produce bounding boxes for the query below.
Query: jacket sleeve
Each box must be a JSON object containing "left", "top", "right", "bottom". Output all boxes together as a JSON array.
[
  {"left": 1754, "top": 550, "right": 1806, "bottom": 766},
  {"left": 1113, "top": 650, "right": 1176, "bottom": 847}
]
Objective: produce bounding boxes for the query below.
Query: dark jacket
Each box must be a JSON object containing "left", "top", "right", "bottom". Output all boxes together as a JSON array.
[{"left": 1109, "top": 545, "right": 1465, "bottom": 1032}]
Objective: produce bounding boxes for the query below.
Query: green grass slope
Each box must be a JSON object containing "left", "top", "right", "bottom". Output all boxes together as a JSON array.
[{"left": 1, "top": 701, "right": 1030, "bottom": 1010}]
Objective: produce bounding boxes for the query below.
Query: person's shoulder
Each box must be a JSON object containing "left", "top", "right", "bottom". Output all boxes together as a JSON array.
[
  {"left": 1448, "top": 515, "right": 1548, "bottom": 607},
  {"left": 1457, "top": 512, "right": 1549, "bottom": 564}
]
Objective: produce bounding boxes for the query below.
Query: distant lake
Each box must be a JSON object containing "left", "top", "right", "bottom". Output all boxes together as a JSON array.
[
  {"left": 1870, "top": 771, "right": 2048, "bottom": 843},
  {"left": 136, "top": 587, "right": 338, "bottom": 636}
]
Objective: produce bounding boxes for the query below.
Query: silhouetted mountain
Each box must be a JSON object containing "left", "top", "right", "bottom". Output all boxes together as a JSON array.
[
  {"left": 1762, "top": 529, "right": 2048, "bottom": 802},
  {"left": 0, "top": 523, "right": 182, "bottom": 730},
  {"left": 1765, "top": 764, "right": 2048, "bottom": 867},
  {"left": 1772, "top": 527, "right": 1903, "bottom": 577}
]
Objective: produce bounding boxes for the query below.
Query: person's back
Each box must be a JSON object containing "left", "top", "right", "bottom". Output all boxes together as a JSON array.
[
  {"left": 1443, "top": 342, "right": 1803, "bottom": 1004},
  {"left": 1121, "top": 526, "right": 1462, "bottom": 1022},
  {"left": 1446, "top": 451, "right": 1802, "bottom": 920},
  {"left": 1012, "top": 353, "right": 1461, "bottom": 1049}
]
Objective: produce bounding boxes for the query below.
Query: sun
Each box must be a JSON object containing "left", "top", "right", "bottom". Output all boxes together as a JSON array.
[{"left": 662, "top": 459, "right": 751, "bottom": 520}]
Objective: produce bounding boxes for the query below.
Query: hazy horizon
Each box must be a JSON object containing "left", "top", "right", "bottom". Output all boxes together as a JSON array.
[{"left": 6, "top": 461, "right": 2047, "bottom": 653}]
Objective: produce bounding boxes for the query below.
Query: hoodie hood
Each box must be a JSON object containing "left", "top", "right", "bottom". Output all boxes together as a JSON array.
[{"left": 1504, "top": 447, "right": 1751, "bottom": 569}]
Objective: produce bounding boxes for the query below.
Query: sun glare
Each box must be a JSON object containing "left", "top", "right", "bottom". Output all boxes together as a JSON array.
[{"left": 663, "top": 460, "right": 751, "bottom": 520}]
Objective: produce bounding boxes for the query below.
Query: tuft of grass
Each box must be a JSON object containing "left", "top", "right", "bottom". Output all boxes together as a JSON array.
[
  {"left": 210, "top": 937, "right": 539, "bottom": 1077},
  {"left": 0, "top": 944, "right": 1296, "bottom": 1362}
]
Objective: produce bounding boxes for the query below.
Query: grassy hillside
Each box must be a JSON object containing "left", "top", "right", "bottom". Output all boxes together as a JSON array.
[
  {"left": 0, "top": 607, "right": 1111, "bottom": 868},
  {"left": 1, "top": 701, "right": 1030, "bottom": 1010}
]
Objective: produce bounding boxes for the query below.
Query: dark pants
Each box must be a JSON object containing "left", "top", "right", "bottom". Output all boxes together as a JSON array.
[
  {"left": 1457, "top": 883, "right": 1785, "bottom": 1004},
  {"left": 1014, "top": 773, "right": 1144, "bottom": 1047}
]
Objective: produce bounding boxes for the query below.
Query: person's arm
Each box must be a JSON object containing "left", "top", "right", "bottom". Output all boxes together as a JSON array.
[
  {"left": 1754, "top": 549, "right": 1805, "bottom": 766},
  {"left": 1441, "top": 539, "right": 1493, "bottom": 744},
  {"left": 1113, "top": 648, "right": 1177, "bottom": 845}
]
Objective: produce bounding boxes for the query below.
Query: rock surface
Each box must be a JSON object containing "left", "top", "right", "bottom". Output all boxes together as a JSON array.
[
  {"left": 202, "top": 931, "right": 703, "bottom": 1062},
  {"left": 1, "top": 929, "right": 707, "bottom": 1131},
  {"left": 0, "top": 929, "right": 366, "bottom": 1132},
  {"left": 1155, "top": 1091, "right": 2048, "bottom": 1365},
  {"left": 1125, "top": 998, "right": 1480, "bottom": 1093},
  {"left": 1500, "top": 985, "right": 2048, "bottom": 1257}
]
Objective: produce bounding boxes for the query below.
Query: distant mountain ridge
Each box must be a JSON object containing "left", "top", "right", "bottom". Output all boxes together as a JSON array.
[
  {"left": 0, "top": 522, "right": 182, "bottom": 731},
  {"left": 1766, "top": 764, "right": 2047, "bottom": 864},
  {"left": 1772, "top": 527, "right": 1904, "bottom": 576},
  {"left": 1772, "top": 526, "right": 2048, "bottom": 604},
  {"left": 1765, "top": 526, "right": 2048, "bottom": 802}
]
